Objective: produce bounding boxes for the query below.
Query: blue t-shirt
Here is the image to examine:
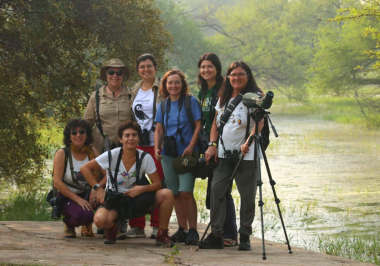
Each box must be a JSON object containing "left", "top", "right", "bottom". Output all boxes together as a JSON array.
[{"left": 155, "top": 96, "right": 201, "bottom": 156}]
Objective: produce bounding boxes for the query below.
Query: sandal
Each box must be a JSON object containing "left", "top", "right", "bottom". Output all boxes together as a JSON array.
[{"left": 223, "top": 238, "right": 237, "bottom": 247}]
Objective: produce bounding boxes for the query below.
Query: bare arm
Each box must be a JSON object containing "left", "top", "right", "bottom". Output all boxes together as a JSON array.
[
  {"left": 182, "top": 120, "right": 201, "bottom": 157},
  {"left": 124, "top": 171, "right": 162, "bottom": 198},
  {"left": 154, "top": 122, "right": 164, "bottom": 161},
  {"left": 81, "top": 159, "right": 106, "bottom": 205},
  {"left": 53, "top": 150, "right": 93, "bottom": 211}
]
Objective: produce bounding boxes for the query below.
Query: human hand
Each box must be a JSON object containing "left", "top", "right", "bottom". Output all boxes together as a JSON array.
[
  {"left": 205, "top": 146, "right": 218, "bottom": 164},
  {"left": 182, "top": 144, "right": 194, "bottom": 157},
  {"left": 241, "top": 142, "right": 250, "bottom": 156},
  {"left": 89, "top": 189, "right": 98, "bottom": 209},
  {"left": 76, "top": 197, "right": 93, "bottom": 211},
  {"left": 154, "top": 148, "right": 162, "bottom": 161},
  {"left": 123, "top": 186, "right": 144, "bottom": 198},
  {"left": 96, "top": 187, "right": 106, "bottom": 205}
]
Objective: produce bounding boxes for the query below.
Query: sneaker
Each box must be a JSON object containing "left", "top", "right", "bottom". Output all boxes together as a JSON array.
[
  {"left": 238, "top": 234, "right": 251, "bottom": 251},
  {"left": 81, "top": 223, "right": 94, "bottom": 237},
  {"left": 116, "top": 221, "right": 127, "bottom": 240},
  {"left": 64, "top": 223, "right": 76, "bottom": 238},
  {"left": 156, "top": 228, "right": 174, "bottom": 248},
  {"left": 150, "top": 226, "right": 159, "bottom": 239},
  {"left": 126, "top": 227, "right": 146, "bottom": 238},
  {"left": 185, "top": 228, "right": 199, "bottom": 245},
  {"left": 199, "top": 233, "right": 224, "bottom": 249},
  {"left": 104, "top": 223, "right": 117, "bottom": 244},
  {"left": 169, "top": 226, "right": 188, "bottom": 243}
]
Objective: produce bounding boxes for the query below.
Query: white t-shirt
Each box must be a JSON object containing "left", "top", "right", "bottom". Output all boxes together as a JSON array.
[
  {"left": 215, "top": 98, "right": 258, "bottom": 160},
  {"left": 96, "top": 148, "right": 157, "bottom": 193},
  {"left": 132, "top": 88, "right": 158, "bottom": 145},
  {"left": 62, "top": 155, "right": 89, "bottom": 194}
]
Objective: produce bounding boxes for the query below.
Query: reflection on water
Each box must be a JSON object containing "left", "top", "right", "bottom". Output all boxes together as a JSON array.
[{"left": 250, "top": 114, "right": 380, "bottom": 249}]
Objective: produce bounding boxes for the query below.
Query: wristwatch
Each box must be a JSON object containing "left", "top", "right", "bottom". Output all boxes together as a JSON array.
[
  {"left": 208, "top": 141, "right": 217, "bottom": 147},
  {"left": 92, "top": 184, "right": 101, "bottom": 191}
]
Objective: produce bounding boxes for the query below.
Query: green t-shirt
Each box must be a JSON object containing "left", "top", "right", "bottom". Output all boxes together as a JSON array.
[{"left": 197, "top": 84, "right": 217, "bottom": 133}]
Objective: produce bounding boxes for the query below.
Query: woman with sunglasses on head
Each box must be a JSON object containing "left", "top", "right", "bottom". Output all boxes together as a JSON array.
[
  {"left": 53, "top": 119, "right": 106, "bottom": 238},
  {"left": 83, "top": 59, "right": 133, "bottom": 238},
  {"left": 199, "top": 61, "right": 269, "bottom": 251},
  {"left": 154, "top": 69, "right": 202, "bottom": 245},
  {"left": 127, "top": 54, "right": 165, "bottom": 239},
  {"left": 81, "top": 121, "right": 175, "bottom": 247},
  {"left": 197, "top": 52, "right": 238, "bottom": 247}
]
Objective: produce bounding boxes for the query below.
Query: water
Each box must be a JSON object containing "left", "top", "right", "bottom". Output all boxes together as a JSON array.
[{"left": 249, "top": 114, "right": 380, "bottom": 249}]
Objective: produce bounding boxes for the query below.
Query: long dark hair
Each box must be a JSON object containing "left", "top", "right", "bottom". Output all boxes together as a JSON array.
[
  {"left": 63, "top": 119, "right": 93, "bottom": 146},
  {"left": 197, "top": 53, "right": 224, "bottom": 95},
  {"left": 218, "top": 61, "right": 260, "bottom": 107}
]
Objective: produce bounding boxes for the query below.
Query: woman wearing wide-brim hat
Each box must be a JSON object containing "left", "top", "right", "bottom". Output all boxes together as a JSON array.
[{"left": 84, "top": 59, "right": 133, "bottom": 154}]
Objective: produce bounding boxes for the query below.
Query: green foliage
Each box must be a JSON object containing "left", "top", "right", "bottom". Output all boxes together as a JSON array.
[
  {"left": 0, "top": 191, "right": 52, "bottom": 221},
  {"left": 155, "top": 0, "right": 211, "bottom": 85},
  {"left": 0, "top": 0, "right": 171, "bottom": 187}
]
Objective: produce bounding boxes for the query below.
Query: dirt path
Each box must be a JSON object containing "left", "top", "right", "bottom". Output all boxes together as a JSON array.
[{"left": 0, "top": 221, "right": 373, "bottom": 266}]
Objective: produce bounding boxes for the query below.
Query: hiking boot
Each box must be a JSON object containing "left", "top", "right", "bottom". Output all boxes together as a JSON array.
[
  {"left": 126, "top": 227, "right": 146, "bottom": 238},
  {"left": 81, "top": 223, "right": 94, "bottom": 237},
  {"left": 199, "top": 233, "right": 224, "bottom": 249},
  {"left": 104, "top": 223, "right": 117, "bottom": 244},
  {"left": 116, "top": 221, "right": 127, "bottom": 240},
  {"left": 150, "top": 226, "right": 159, "bottom": 239},
  {"left": 155, "top": 228, "right": 174, "bottom": 248},
  {"left": 238, "top": 233, "right": 251, "bottom": 251},
  {"left": 64, "top": 223, "right": 76, "bottom": 238},
  {"left": 185, "top": 228, "right": 199, "bottom": 245},
  {"left": 169, "top": 226, "right": 188, "bottom": 242}
]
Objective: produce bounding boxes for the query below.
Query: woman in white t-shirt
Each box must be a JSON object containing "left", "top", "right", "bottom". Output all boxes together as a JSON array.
[
  {"left": 129, "top": 53, "right": 165, "bottom": 239},
  {"left": 81, "top": 121, "right": 174, "bottom": 247},
  {"left": 200, "top": 61, "right": 265, "bottom": 251}
]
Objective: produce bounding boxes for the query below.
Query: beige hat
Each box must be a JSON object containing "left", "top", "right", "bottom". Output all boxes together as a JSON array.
[{"left": 100, "top": 59, "right": 130, "bottom": 82}]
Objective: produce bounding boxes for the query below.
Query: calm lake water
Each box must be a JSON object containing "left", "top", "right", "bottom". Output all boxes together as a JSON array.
[{"left": 242, "top": 113, "right": 380, "bottom": 250}]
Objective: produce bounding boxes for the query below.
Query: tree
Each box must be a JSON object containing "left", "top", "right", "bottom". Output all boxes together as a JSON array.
[
  {"left": 0, "top": 0, "right": 171, "bottom": 187},
  {"left": 310, "top": 0, "right": 380, "bottom": 126}
]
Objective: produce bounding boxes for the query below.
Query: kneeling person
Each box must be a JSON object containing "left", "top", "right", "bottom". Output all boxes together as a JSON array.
[{"left": 81, "top": 121, "right": 174, "bottom": 247}]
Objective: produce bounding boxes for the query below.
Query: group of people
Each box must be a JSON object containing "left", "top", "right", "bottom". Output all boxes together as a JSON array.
[{"left": 52, "top": 52, "right": 269, "bottom": 251}]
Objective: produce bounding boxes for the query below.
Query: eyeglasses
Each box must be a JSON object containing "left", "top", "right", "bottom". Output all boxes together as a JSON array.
[
  {"left": 107, "top": 69, "right": 124, "bottom": 76},
  {"left": 139, "top": 64, "right": 154, "bottom": 69},
  {"left": 71, "top": 129, "right": 86, "bottom": 136},
  {"left": 228, "top": 72, "right": 249, "bottom": 78}
]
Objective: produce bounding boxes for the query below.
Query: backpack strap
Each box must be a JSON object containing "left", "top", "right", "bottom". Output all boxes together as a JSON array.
[
  {"left": 184, "top": 96, "right": 195, "bottom": 131},
  {"left": 150, "top": 87, "right": 158, "bottom": 131},
  {"left": 108, "top": 148, "right": 123, "bottom": 192},
  {"left": 209, "top": 87, "right": 219, "bottom": 123},
  {"left": 135, "top": 151, "right": 148, "bottom": 185}
]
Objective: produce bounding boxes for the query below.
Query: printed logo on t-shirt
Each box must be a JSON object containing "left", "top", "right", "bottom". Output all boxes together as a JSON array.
[
  {"left": 202, "top": 97, "right": 211, "bottom": 112},
  {"left": 73, "top": 171, "right": 86, "bottom": 182},
  {"left": 134, "top": 104, "right": 150, "bottom": 121}
]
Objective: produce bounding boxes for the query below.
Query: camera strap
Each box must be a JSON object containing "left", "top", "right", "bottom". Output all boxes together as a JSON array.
[
  {"left": 218, "top": 93, "right": 243, "bottom": 154},
  {"left": 135, "top": 151, "right": 148, "bottom": 185},
  {"left": 108, "top": 148, "right": 123, "bottom": 192},
  {"left": 149, "top": 86, "right": 158, "bottom": 132}
]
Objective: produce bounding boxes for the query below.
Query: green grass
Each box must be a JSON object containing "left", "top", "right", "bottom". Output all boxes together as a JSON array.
[
  {"left": 0, "top": 190, "right": 52, "bottom": 221},
  {"left": 317, "top": 234, "right": 380, "bottom": 265}
]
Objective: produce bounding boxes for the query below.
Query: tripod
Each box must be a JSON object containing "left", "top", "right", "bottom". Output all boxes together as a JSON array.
[{"left": 199, "top": 109, "right": 292, "bottom": 260}]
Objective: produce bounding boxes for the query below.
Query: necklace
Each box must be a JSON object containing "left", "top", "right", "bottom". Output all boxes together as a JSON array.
[{"left": 108, "top": 85, "right": 121, "bottom": 98}]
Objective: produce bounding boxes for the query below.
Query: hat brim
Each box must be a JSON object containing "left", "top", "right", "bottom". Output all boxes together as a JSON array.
[
  {"left": 100, "top": 66, "right": 130, "bottom": 82},
  {"left": 172, "top": 153, "right": 199, "bottom": 174}
]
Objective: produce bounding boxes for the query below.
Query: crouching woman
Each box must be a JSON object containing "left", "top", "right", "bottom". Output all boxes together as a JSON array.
[{"left": 81, "top": 121, "right": 174, "bottom": 247}]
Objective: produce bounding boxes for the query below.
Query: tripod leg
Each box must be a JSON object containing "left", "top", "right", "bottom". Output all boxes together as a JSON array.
[
  {"left": 255, "top": 140, "right": 267, "bottom": 260},
  {"left": 260, "top": 139, "right": 293, "bottom": 254}
]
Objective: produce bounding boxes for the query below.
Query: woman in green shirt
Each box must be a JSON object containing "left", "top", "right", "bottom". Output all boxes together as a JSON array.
[{"left": 197, "top": 53, "right": 237, "bottom": 247}]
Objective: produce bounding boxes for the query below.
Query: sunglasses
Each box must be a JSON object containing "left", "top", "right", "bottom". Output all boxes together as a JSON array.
[
  {"left": 71, "top": 129, "right": 86, "bottom": 136},
  {"left": 107, "top": 69, "right": 124, "bottom": 76}
]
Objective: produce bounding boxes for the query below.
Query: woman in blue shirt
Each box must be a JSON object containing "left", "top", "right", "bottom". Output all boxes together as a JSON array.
[{"left": 154, "top": 69, "right": 202, "bottom": 245}]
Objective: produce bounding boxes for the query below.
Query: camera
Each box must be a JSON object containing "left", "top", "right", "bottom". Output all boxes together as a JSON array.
[
  {"left": 163, "top": 136, "right": 177, "bottom": 157},
  {"left": 139, "top": 129, "right": 150, "bottom": 146},
  {"left": 48, "top": 197, "right": 62, "bottom": 219},
  {"left": 224, "top": 150, "right": 240, "bottom": 167}
]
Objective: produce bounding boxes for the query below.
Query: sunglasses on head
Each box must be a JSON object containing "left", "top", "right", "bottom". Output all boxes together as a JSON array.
[
  {"left": 107, "top": 69, "right": 124, "bottom": 76},
  {"left": 71, "top": 129, "right": 86, "bottom": 136}
]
